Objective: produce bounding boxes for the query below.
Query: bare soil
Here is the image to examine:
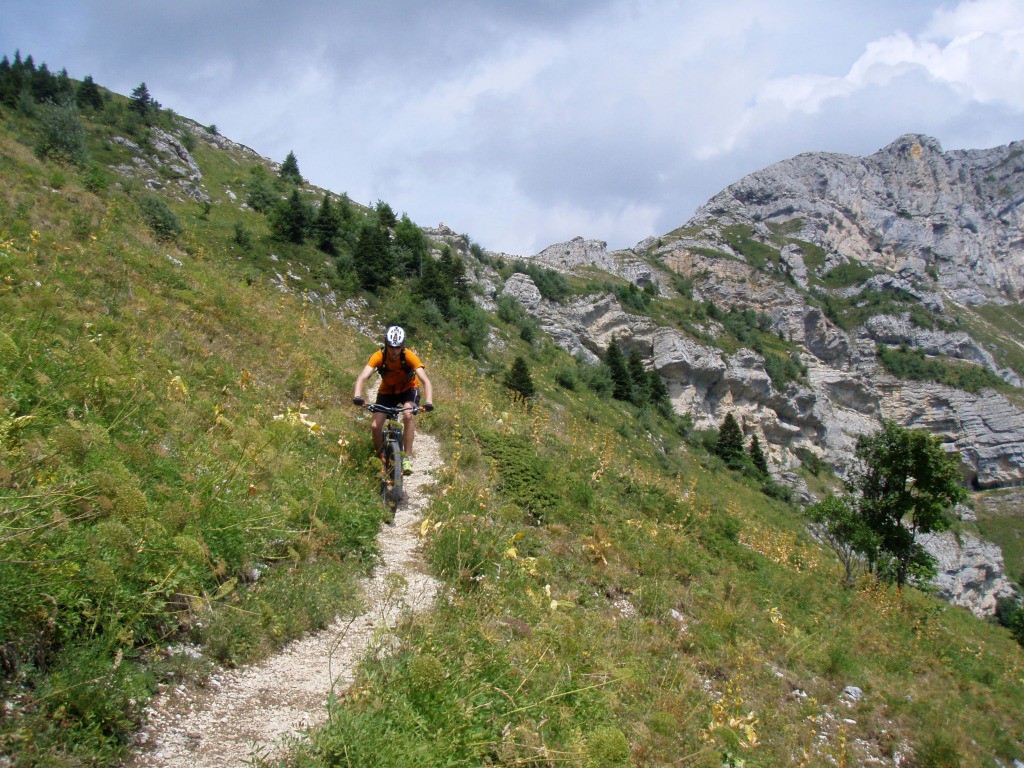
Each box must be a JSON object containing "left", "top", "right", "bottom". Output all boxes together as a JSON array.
[{"left": 129, "top": 432, "right": 444, "bottom": 768}]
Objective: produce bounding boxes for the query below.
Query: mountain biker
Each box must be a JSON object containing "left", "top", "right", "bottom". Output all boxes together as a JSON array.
[{"left": 352, "top": 325, "right": 434, "bottom": 474}]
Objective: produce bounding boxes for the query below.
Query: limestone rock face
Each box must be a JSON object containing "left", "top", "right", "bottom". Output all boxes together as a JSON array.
[
  {"left": 693, "top": 134, "right": 1024, "bottom": 306},
  {"left": 879, "top": 382, "right": 1024, "bottom": 489},
  {"left": 109, "top": 123, "right": 211, "bottom": 204},
  {"left": 532, "top": 236, "right": 670, "bottom": 292},
  {"left": 918, "top": 529, "right": 1018, "bottom": 618}
]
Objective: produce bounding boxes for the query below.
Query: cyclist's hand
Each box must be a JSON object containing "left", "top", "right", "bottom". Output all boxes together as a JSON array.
[
  {"left": 422, "top": 402, "right": 434, "bottom": 412},
  {"left": 352, "top": 396, "right": 365, "bottom": 406}
]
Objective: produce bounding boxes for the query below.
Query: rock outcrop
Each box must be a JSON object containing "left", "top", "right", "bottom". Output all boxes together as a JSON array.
[
  {"left": 693, "top": 134, "right": 1024, "bottom": 306},
  {"left": 918, "top": 528, "right": 1018, "bottom": 618}
]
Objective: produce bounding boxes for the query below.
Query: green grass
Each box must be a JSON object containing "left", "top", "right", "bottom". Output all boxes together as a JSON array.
[
  {"left": 974, "top": 490, "right": 1024, "bottom": 586},
  {"left": 877, "top": 344, "right": 1009, "bottom": 393},
  {"left": 954, "top": 303, "right": 1024, "bottom": 388},
  {"left": 264, "top": 338, "right": 1024, "bottom": 768},
  {"left": 0, "top": 116, "right": 388, "bottom": 764},
  {"left": 722, "top": 224, "right": 781, "bottom": 271}
]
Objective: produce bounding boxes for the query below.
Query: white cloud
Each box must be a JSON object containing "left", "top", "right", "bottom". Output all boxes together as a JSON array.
[{"left": 2, "top": 0, "right": 1021, "bottom": 255}]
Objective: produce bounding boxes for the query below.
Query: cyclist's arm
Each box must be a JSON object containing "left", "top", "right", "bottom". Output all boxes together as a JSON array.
[
  {"left": 353, "top": 364, "right": 376, "bottom": 400},
  {"left": 414, "top": 367, "right": 433, "bottom": 405}
]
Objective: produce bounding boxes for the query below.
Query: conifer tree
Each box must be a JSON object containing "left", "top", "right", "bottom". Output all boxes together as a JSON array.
[
  {"left": 749, "top": 435, "right": 769, "bottom": 476},
  {"left": 354, "top": 222, "right": 396, "bottom": 292},
  {"left": 0, "top": 56, "right": 13, "bottom": 107},
  {"left": 395, "top": 214, "right": 428, "bottom": 276},
  {"left": 628, "top": 349, "right": 648, "bottom": 404},
  {"left": 280, "top": 151, "right": 302, "bottom": 184},
  {"left": 76, "top": 74, "right": 104, "bottom": 110},
  {"left": 313, "top": 194, "right": 341, "bottom": 253},
  {"left": 375, "top": 200, "right": 397, "bottom": 229},
  {"left": 269, "top": 188, "right": 311, "bottom": 244},
  {"left": 715, "top": 412, "right": 745, "bottom": 469},
  {"left": 605, "top": 338, "right": 632, "bottom": 402},
  {"left": 504, "top": 356, "right": 536, "bottom": 400},
  {"left": 130, "top": 82, "right": 158, "bottom": 121},
  {"left": 647, "top": 369, "right": 671, "bottom": 414}
]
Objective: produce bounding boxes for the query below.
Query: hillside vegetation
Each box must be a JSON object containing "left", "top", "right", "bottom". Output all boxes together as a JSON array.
[{"left": 0, "top": 57, "right": 1023, "bottom": 767}]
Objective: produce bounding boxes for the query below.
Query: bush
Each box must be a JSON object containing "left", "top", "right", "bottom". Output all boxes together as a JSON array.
[
  {"left": 137, "top": 195, "right": 182, "bottom": 241},
  {"left": 34, "top": 98, "right": 89, "bottom": 165},
  {"left": 554, "top": 364, "right": 577, "bottom": 390},
  {"left": 586, "top": 726, "right": 630, "bottom": 766}
]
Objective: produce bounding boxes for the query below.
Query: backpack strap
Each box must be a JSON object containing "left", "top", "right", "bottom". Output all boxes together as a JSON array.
[{"left": 376, "top": 347, "right": 415, "bottom": 381}]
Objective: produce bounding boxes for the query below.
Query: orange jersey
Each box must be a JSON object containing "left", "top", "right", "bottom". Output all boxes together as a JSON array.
[{"left": 367, "top": 348, "right": 424, "bottom": 395}]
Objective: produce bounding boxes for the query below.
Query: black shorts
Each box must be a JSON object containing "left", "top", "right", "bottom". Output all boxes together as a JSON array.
[{"left": 376, "top": 389, "right": 419, "bottom": 408}]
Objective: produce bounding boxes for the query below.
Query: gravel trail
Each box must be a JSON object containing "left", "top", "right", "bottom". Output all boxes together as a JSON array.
[{"left": 129, "top": 431, "right": 444, "bottom": 768}]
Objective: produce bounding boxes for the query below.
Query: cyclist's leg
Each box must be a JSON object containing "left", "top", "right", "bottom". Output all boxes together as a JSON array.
[
  {"left": 371, "top": 412, "right": 385, "bottom": 456},
  {"left": 401, "top": 389, "right": 420, "bottom": 456}
]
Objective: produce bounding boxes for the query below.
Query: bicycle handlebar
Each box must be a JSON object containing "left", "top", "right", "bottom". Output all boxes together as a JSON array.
[{"left": 361, "top": 403, "right": 421, "bottom": 416}]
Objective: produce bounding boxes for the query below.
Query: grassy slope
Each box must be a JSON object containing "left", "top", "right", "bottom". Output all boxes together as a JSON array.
[
  {"left": 0, "top": 111, "right": 387, "bottom": 764},
  {"left": 0, "top": 103, "right": 1022, "bottom": 768}
]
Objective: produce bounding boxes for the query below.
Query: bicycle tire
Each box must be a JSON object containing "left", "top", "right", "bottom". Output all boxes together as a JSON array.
[{"left": 388, "top": 438, "right": 404, "bottom": 504}]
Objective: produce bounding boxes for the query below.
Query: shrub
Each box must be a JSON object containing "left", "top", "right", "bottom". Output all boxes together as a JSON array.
[
  {"left": 822, "top": 261, "right": 875, "bottom": 288},
  {"left": 586, "top": 726, "right": 630, "bottom": 766},
  {"left": 246, "top": 172, "right": 279, "bottom": 213},
  {"left": 554, "top": 364, "right": 577, "bottom": 390},
  {"left": 137, "top": 195, "right": 182, "bottom": 241},
  {"left": 34, "top": 98, "right": 89, "bottom": 165},
  {"left": 233, "top": 221, "right": 253, "bottom": 249}
]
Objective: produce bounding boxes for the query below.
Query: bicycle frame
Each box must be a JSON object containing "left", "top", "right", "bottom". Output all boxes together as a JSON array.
[{"left": 363, "top": 403, "right": 419, "bottom": 522}]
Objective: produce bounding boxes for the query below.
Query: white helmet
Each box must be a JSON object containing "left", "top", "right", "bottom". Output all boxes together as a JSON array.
[{"left": 385, "top": 325, "right": 406, "bottom": 347}]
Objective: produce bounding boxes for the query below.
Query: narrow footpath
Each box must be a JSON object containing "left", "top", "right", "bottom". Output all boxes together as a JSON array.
[{"left": 129, "top": 432, "right": 444, "bottom": 768}]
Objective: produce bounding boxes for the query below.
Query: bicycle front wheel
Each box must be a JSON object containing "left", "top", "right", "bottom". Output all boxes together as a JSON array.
[{"left": 387, "top": 438, "right": 403, "bottom": 505}]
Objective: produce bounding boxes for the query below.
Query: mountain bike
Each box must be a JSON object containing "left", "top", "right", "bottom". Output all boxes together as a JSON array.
[{"left": 362, "top": 403, "right": 418, "bottom": 523}]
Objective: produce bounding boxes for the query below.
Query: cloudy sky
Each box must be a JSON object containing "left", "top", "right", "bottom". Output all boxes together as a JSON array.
[{"left": 4, "top": 0, "right": 1023, "bottom": 255}]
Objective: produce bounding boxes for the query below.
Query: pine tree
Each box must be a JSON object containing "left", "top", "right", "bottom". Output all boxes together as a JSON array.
[
  {"left": 605, "top": 338, "right": 632, "bottom": 402},
  {"left": 395, "top": 214, "right": 428, "bottom": 276},
  {"left": 313, "top": 194, "right": 341, "bottom": 253},
  {"left": 749, "top": 435, "right": 769, "bottom": 476},
  {"left": 130, "top": 82, "right": 157, "bottom": 120},
  {"left": 280, "top": 151, "right": 302, "bottom": 184},
  {"left": 269, "top": 189, "right": 311, "bottom": 244},
  {"left": 375, "top": 200, "right": 397, "bottom": 229},
  {"left": 715, "top": 412, "right": 745, "bottom": 469},
  {"left": 647, "top": 369, "right": 671, "bottom": 414},
  {"left": 76, "top": 74, "right": 104, "bottom": 110},
  {"left": 418, "top": 255, "right": 451, "bottom": 317},
  {"left": 31, "top": 62, "right": 56, "bottom": 102},
  {"left": 504, "top": 356, "right": 536, "bottom": 400},
  {"left": 628, "top": 349, "right": 648, "bottom": 404},
  {"left": 354, "top": 222, "right": 396, "bottom": 292}
]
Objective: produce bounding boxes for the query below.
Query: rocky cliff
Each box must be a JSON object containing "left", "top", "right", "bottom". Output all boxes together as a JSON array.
[
  {"left": 492, "top": 135, "right": 1024, "bottom": 615},
  {"left": 499, "top": 135, "right": 1024, "bottom": 490}
]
